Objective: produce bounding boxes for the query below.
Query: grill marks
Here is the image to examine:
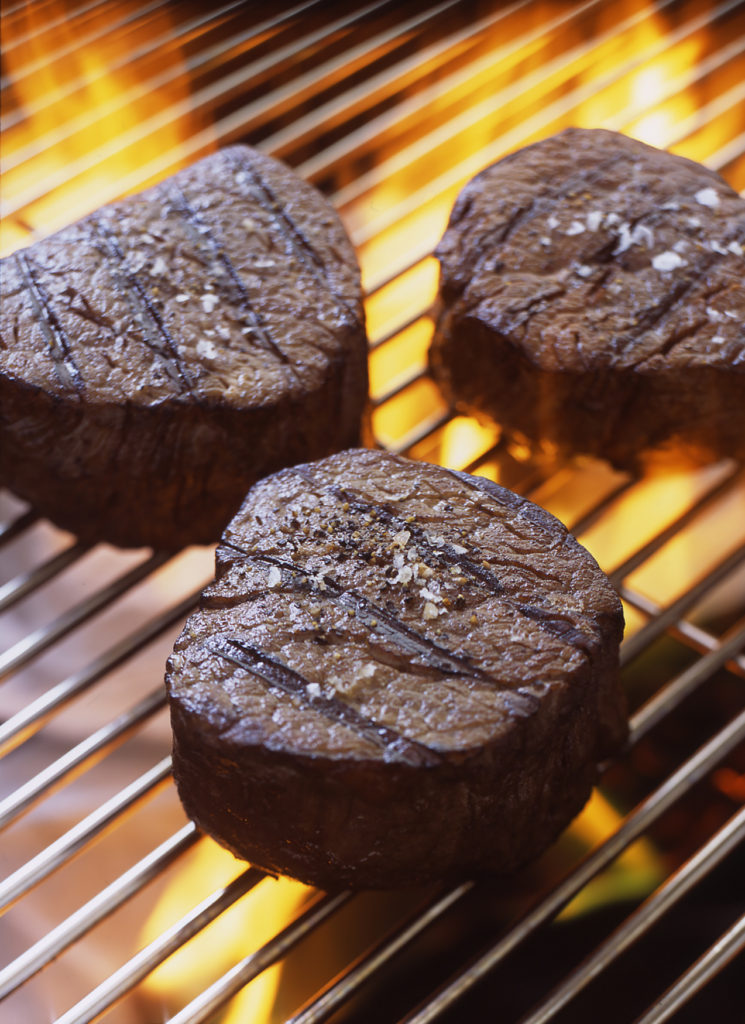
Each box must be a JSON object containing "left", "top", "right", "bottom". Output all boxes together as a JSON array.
[
  {"left": 289, "top": 463, "right": 598, "bottom": 656},
  {"left": 447, "top": 152, "right": 629, "bottom": 298},
  {"left": 210, "top": 637, "right": 442, "bottom": 767},
  {"left": 169, "top": 186, "right": 292, "bottom": 368},
  {"left": 92, "top": 217, "right": 200, "bottom": 400},
  {"left": 15, "top": 252, "right": 85, "bottom": 397},
  {"left": 219, "top": 542, "right": 499, "bottom": 685},
  {"left": 291, "top": 464, "right": 507, "bottom": 591},
  {"left": 232, "top": 159, "right": 358, "bottom": 324},
  {"left": 628, "top": 228, "right": 745, "bottom": 365}
]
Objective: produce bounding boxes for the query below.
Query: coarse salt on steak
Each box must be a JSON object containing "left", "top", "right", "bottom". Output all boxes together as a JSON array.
[
  {"left": 0, "top": 146, "right": 368, "bottom": 548},
  {"left": 430, "top": 128, "right": 745, "bottom": 469},
  {"left": 166, "top": 448, "right": 627, "bottom": 890}
]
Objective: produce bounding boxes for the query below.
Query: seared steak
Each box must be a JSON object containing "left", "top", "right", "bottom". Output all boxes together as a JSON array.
[
  {"left": 430, "top": 128, "right": 745, "bottom": 469},
  {"left": 0, "top": 146, "right": 368, "bottom": 548},
  {"left": 166, "top": 448, "right": 626, "bottom": 890}
]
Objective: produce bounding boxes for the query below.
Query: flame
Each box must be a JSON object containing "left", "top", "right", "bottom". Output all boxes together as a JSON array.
[
  {"left": 0, "top": 1, "right": 205, "bottom": 256},
  {"left": 626, "top": 59, "right": 700, "bottom": 149},
  {"left": 438, "top": 416, "right": 499, "bottom": 474},
  {"left": 139, "top": 839, "right": 309, "bottom": 1022},
  {"left": 558, "top": 789, "right": 664, "bottom": 919}
]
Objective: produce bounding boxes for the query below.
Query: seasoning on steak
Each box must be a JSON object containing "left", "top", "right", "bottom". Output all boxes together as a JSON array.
[
  {"left": 430, "top": 128, "right": 745, "bottom": 470},
  {"left": 0, "top": 146, "right": 368, "bottom": 549},
  {"left": 166, "top": 448, "right": 627, "bottom": 890}
]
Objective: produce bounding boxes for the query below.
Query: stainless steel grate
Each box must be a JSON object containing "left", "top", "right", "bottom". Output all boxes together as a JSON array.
[{"left": 1, "top": 2, "right": 744, "bottom": 1022}]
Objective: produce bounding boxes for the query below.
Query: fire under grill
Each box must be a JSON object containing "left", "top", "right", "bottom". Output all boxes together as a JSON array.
[{"left": 1, "top": 1, "right": 744, "bottom": 1021}]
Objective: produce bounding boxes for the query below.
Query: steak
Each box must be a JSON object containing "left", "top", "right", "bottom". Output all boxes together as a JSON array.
[
  {"left": 429, "top": 128, "right": 745, "bottom": 469},
  {"left": 0, "top": 146, "right": 368, "bottom": 548},
  {"left": 166, "top": 448, "right": 627, "bottom": 890}
]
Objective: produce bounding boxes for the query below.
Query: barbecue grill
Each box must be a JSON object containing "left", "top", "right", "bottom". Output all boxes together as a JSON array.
[{"left": 1, "top": 1, "right": 744, "bottom": 1022}]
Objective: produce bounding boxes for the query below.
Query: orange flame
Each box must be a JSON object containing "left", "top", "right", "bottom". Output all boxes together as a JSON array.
[
  {"left": 139, "top": 840, "right": 309, "bottom": 1022},
  {"left": 0, "top": 1, "right": 207, "bottom": 255}
]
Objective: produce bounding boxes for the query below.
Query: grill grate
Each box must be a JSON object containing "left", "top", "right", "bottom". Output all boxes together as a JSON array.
[{"left": 1, "top": 2, "right": 745, "bottom": 1022}]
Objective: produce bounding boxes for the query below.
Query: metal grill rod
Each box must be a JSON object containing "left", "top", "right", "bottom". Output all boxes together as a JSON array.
[
  {"left": 1, "top": 0, "right": 437, "bottom": 218},
  {"left": 601, "top": 38, "right": 745, "bottom": 140},
  {"left": 621, "top": 586, "right": 745, "bottom": 679},
  {"left": 268, "top": 0, "right": 575, "bottom": 169},
  {"left": 64, "top": 670, "right": 743, "bottom": 1024},
  {"left": 607, "top": 468, "right": 743, "bottom": 583},
  {"left": 0, "top": 362, "right": 736, "bottom": 991},
  {"left": 3, "top": 555, "right": 736, "bottom": 1019},
  {"left": 391, "top": 409, "right": 452, "bottom": 456},
  {"left": 0, "top": 587, "right": 201, "bottom": 755},
  {"left": 285, "top": 884, "right": 474, "bottom": 1024},
  {"left": 335, "top": 8, "right": 745, "bottom": 294},
  {"left": 54, "top": 866, "right": 266, "bottom": 1024},
  {"left": 632, "top": 912, "right": 745, "bottom": 1024},
  {"left": 2, "top": 0, "right": 71, "bottom": 25},
  {"left": 397, "top": 706, "right": 745, "bottom": 1024},
  {"left": 0, "top": 0, "right": 170, "bottom": 92},
  {"left": 518, "top": 803, "right": 745, "bottom": 1024},
  {"left": 620, "top": 542, "right": 745, "bottom": 668},
  {"left": 562, "top": 480, "right": 638, "bottom": 537},
  {"left": 341, "top": 0, "right": 743, "bottom": 247},
  {"left": 0, "top": 551, "right": 171, "bottom": 682},
  {"left": 0, "top": 756, "right": 172, "bottom": 911},
  {"left": 0, "top": 540, "right": 91, "bottom": 614},
  {"left": 629, "top": 617, "right": 745, "bottom": 742},
  {"left": 369, "top": 308, "right": 432, "bottom": 351},
  {"left": 2, "top": 0, "right": 340, "bottom": 173},
  {"left": 710, "top": 129, "right": 745, "bottom": 171},
  {"left": 156, "top": 688, "right": 745, "bottom": 1024},
  {"left": 332, "top": 0, "right": 679, "bottom": 218},
  {"left": 0, "top": 823, "right": 199, "bottom": 998},
  {"left": 169, "top": 891, "right": 353, "bottom": 1024},
  {"left": 0, "top": 509, "right": 38, "bottom": 545},
  {"left": 658, "top": 76, "right": 745, "bottom": 148},
  {"left": 1, "top": 0, "right": 114, "bottom": 53},
  {"left": 0, "top": 686, "right": 166, "bottom": 828},
  {"left": 365, "top": 254, "right": 434, "bottom": 301}
]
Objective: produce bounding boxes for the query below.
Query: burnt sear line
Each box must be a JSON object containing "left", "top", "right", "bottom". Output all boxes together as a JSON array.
[
  {"left": 289, "top": 463, "right": 505, "bottom": 594},
  {"left": 233, "top": 161, "right": 359, "bottom": 324},
  {"left": 627, "top": 230, "right": 745, "bottom": 363},
  {"left": 458, "top": 152, "right": 633, "bottom": 294},
  {"left": 170, "top": 185, "right": 292, "bottom": 368},
  {"left": 220, "top": 541, "right": 499, "bottom": 685},
  {"left": 291, "top": 464, "right": 598, "bottom": 657},
  {"left": 446, "top": 468, "right": 601, "bottom": 654},
  {"left": 210, "top": 637, "right": 442, "bottom": 767},
  {"left": 15, "top": 252, "right": 85, "bottom": 397},
  {"left": 92, "top": 217, "right": 200, "bottom": 400}
]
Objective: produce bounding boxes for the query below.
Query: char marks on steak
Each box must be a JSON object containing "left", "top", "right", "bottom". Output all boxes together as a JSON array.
[
  {"left": 430, "top": 128, "right": 745, "bottom": 469},
  {"left": 0, "top": 146, "right": 368, "bottom": 548},
  {"left": 166, "top": 448, "right": 627, "bottom": 889}
]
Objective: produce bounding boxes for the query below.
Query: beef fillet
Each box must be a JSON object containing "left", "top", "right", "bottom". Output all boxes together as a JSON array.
[
  {"left": 430, "top": 128, "right": 745, "bottom": 469},
  {"left": 166, "top": 448, "right": 627, "bottom": 890},
  {"left": 0, "top": 146, "right": 368, "bottom": 548}
]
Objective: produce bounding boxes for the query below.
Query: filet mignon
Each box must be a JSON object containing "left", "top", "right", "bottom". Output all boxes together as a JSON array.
[
  {"left": 0, "top": 146, "right": 368, "bottom": 548},
  {"left": 166, "top": 448, "right": 627, "bottom": 890},
  {"left": 430, "top": 128, "right": 745, "bottom": 469}
]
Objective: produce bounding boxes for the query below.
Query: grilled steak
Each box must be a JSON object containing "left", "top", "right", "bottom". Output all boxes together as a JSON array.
[
  {"left": 166, "top": 448, "right": 626, "bottom": 890},
  {"left": 430, "top": 128, "right": 745, "bottom": 469},
  {"left": 0, "top": 146, "right": 368, "bottom": 548}
]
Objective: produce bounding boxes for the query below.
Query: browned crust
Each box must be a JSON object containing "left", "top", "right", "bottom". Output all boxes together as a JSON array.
[
  {"left": 167, "top": 449, "right": 627, "bottom": 889},
  {"left": 0, "top": 146, "right": 368, "bottom": 548},
  {"left": 430, "top": 128, "right": 745, "bottom": 469}
]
